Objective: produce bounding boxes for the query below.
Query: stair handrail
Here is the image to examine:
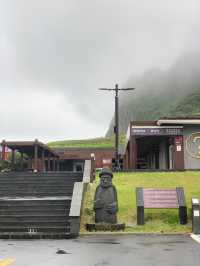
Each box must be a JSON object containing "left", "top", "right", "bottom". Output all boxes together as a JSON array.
[{"left": 69, "top": 160, "right": 91, "bottom": 237}]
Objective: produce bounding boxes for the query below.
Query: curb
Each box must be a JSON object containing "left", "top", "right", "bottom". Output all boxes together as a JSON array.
[
  {"left": 80, "top": 232, "right": 190, "bottom": 237},
  {"left": 190, "top": 233, "right": 200, "bottom": 244}
]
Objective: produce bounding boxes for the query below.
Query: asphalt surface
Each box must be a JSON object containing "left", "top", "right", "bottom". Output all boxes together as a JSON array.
[{"left": 0, "top": 234, "right": 199, "bottom": 266}]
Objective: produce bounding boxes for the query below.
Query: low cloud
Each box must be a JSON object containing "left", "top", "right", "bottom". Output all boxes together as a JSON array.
[{"left": 0, "top": 0, "right": 200, "bottom": 140}]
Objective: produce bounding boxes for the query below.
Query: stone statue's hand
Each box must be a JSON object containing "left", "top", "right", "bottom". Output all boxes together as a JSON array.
[
  {"left": 94, "top": 199, "right": 104, "bottom": 209},
  {"left": 105, "top": 203, "right": 118, "bottom": 214}
]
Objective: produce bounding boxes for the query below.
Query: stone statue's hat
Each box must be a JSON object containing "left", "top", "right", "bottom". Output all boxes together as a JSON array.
[{"left": 99, "top": 168, "right": 113, "bottom": 178}]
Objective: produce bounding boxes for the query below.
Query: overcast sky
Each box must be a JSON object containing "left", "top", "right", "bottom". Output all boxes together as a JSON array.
[{"left": 0, "top": 0, "right": 200, "bottom": 142}]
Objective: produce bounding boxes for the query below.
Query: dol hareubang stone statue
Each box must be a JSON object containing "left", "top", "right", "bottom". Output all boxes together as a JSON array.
[
  {"left": 85, "top": 168, "right": 124, "bottom": 231},
  {"left": 94, "top": 168, "right": 118, "bottom": 224}
]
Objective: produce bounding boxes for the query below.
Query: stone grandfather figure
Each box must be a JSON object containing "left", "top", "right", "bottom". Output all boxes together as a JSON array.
[{"left": 94, "top": 168, "right": 118, "bottom": 224}]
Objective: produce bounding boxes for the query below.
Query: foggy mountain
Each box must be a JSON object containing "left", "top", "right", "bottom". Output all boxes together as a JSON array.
[{"left": 106, "top": 51, "right": 200, "bottom": 136}]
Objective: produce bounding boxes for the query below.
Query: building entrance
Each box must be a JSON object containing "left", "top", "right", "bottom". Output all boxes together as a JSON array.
[
  {"left": 59, "top": 159, "right": 84, "bottom": 172},
  {"left": 126, "top": 125, "right": 185, "bottom": 170},
  {"left": 136, "top": 136, "right": 172, "bottom": 170}
]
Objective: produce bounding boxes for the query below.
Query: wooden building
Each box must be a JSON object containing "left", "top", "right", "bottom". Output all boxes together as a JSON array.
[
  {"left": 1, "top": 140, "right": 59, "bottom": 172},
  {"left": 54, "top": 147, "right": 115, "bottom": 171},
  {"left": 0, "top": 140, "right": 114, "bottom": 172},
  {"left": 123, "top": 118, "right": 200, "bottom": 171},
  {"left": 0, "top": 145, "right": 10, "bottom": 161}
]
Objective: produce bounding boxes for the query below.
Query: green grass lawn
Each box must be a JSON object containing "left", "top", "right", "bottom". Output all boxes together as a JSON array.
[
  {"left": 80, "top": 171, "right": 200, "bottom": 234},
  {"left": 48, "top": 135, "right": 126, "bottom": 148},
  {"left": 48, "top": 137, "right": 114, "bottom": 148}
]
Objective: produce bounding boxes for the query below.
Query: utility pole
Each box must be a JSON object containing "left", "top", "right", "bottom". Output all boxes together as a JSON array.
[{"left": 99, "top": 84, "right": 135, "bottom": 170}]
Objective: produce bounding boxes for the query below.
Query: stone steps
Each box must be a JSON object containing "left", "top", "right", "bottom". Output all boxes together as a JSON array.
[
  {"left": 0, "top": 191, "right": 73, "bottom": 196},
  {"left": 0, "top": 172, "right": 83, "bottom": 238},
  {"left": 0, "top": 225, "right": 70, "bottom": 231},
  {"left": 0, "top": 198, "right": 71, "bottom": 206},
  {"left": 0, "top": 232, "right": 71, "bottom": 239},
  {"left": 0, "top": 210, "right": 69, "bottom": 215}
]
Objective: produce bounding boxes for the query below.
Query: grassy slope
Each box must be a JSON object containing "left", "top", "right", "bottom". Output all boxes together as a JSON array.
[
  {"left": 81, "top": 171, "right": 200, "bottom": 234},
  {"left": 169, "top": 91, "right": 200, "bottom": 117},
  {"left": 106, "top": 88, "right": 200, "bottom": 136},
  {"left": 48, "top": 135, "right": 126, "bottom": 148},
  {"left": 48, "top": 137, "right": 114, "bottom": 148}
]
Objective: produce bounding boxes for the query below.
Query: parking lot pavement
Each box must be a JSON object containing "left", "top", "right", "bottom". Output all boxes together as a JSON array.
[{"left": 0, "top": 234, "right": 199, "bottom": 266}]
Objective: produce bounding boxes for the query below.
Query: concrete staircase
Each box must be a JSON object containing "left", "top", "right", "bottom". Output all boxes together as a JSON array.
[{"left": 0, "top": 172, "right": 83, "bottom": 238}]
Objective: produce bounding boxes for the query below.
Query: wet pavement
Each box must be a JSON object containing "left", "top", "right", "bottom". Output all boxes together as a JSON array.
[{"left": 0, "top": 234, "right": 199, "bottom": 266}]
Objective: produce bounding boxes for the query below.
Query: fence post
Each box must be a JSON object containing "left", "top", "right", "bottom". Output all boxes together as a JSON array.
[
  {"left": 136, "top": 187, "right": 144, "bottom": 225},
  {"left": 192, "top": 198, "right": 200, "bottom": 234},
  {"left": 176, "top": 187, "right": 187, "bottom": 224}
]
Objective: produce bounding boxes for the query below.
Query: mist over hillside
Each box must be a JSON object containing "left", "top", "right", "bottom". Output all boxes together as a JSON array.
[{"left": 106, "top": 52, "right": 200, "bottom": 136}]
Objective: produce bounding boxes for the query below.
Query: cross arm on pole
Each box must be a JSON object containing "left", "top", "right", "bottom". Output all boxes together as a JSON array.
[
  {"left": 118, "top": 88, "right": 135, "bottom": 91},
  {"left": 98, "top": 88, "right": 115, "bottom": 91}
]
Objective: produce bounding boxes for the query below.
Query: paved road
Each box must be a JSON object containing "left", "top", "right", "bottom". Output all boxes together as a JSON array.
[{"left": 0, "top": 234, "right": 199, "bottom": 266}]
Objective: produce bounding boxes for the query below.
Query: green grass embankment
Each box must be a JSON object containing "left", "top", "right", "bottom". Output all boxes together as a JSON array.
[
  {"left": 48, "top": 135, "right": 126, "bottom": 149},
  {"left": 80, "top": 171, "right": 200, "bottom": 234}
]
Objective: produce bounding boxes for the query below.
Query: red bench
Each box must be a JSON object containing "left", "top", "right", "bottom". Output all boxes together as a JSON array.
[{"left": 136, "top": 187, "right": 187, "bottom": 225}]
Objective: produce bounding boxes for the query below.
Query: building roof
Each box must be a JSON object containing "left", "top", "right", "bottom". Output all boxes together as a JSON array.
[
  {"left": 54, "top": 147, "right": 115, "bottom": 160},
  {"left": 53, "top": 147, "right": 115, "bottom": 152},
  {"left": 160, "top": 116, "right": 200, "bottom": 120},
  {"left": 1, "top": 140, "right": 58, "bottom": 158},
  {"left": 129, "top": 117, "right": 200, "bottom": 127},
  {"left": 130, "top": 121, "right": 157, "bottom": 126},
  {"left": 157, "top": 118, "right": 200, "bottom": 126}
]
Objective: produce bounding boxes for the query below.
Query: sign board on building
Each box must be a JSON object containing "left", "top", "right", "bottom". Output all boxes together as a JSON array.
[
  {"left": 176, "top": 145, "right": 182, "bottom": 152},
  {"left": 131, "top": 126, "right": 183, "bottom": 136},
  {"left": 186, "top": 132, "right": 200, "bottom": 159},
  {"left": 174, "top": 136, "right": 183, "bottom": 144},
  {"left": 102, "top": 159, "right": 112, "bottom": 164},
  {"left": 194, "top": 210, "right": 200, "bottom": 217}
]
